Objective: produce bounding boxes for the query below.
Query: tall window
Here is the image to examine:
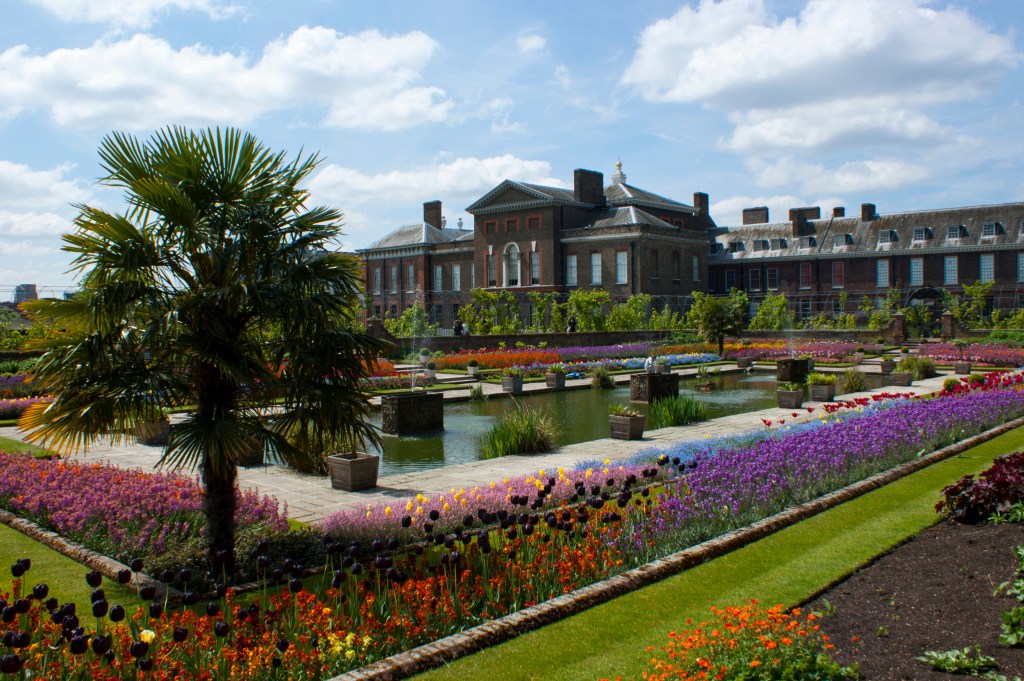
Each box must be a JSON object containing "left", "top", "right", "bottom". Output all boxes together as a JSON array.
[
  {"left": 1018, "top": 253, "right": 1024, "bottom": 282},
  {"left": 944, "top": 256, "right": 958, "bottom": 285},
  {"left": 766, "top": 268, "right": 779, "bottom": 290},
  {"left": 876, "top": 259, "right": 889, "bottom": 287},
  {"left": 433, "top": 265, "right": 443, "bottom": 292},
  {"left": 390, "top": 265, "right": 398, "bottom": 293},
  {"left": 530, "top": 251, "right": 540, "bottom": 285},
  {"left": 832, "top": 261, "right": 844, "bottom": 288},
  {"left": 373, "top": 267, "right": 381, "bottom": 293},
  {"left": 406, "top": 264, "right": 414, "bottom": 291},
  {"left": 749, "top": 269, "right": 761, "bottom": 291},
  {"left": 910, "top": 257, "right": 923, "bottom": 286},
  {"left": 505, "top": 243, "right": 520, "bottom": 286},
  {"left": 487, "top": 255, "right": 496, "bottom": 287},
  {"left": 980, "top": 253, "right": 995, "bottom": 282},
  {"left": 691, "top": 255, "right": 699, "bottom": 282},
  {"left": 591, "top": 252, "right": 602, "bottom": 285},
  {"left": 452, "top": 264, "right": 461, "bottom": 291},
  {"left": 800, "top": 262, "right": 812, "bottom": 288},
  {"left": 800, "top": 300, "right": 812, "bottom": 320},
  {"left": 566, "top": 255, "right": 577, "bottom": 286},
  {"left": 470, "top": 264, "right": 475, "bottom": 289},
  {"left": 650, "top": 249, "right": 659, "bottom": 280},
  {"left": 615, "top": 251, "right": 627, "bottom": 284},
  {"left": 724, "top": 270, "right": 736, "bottom": 290}
]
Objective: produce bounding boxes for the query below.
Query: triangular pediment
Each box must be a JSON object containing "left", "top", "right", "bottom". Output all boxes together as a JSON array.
[{"left": 466, "top": 180, "right": 567, "bottom": 213}]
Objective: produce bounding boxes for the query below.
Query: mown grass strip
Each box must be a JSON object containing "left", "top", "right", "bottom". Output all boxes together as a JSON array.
[
  {"left": 414, "top": 426, "right": 1024, "bottom": 681},
  {"left": 0, "top": 435, "right": 56, "bottom": 457}
]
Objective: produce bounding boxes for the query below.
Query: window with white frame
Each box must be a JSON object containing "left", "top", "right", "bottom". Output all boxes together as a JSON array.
[
  {"left": 753, "top": 239, "right": 769, "bottom": 252},
  {"left": 486, "top": 255, "right": 496, "bottom": 287},
  {"left": 749, "top": 269, "right": 761, "bottom": 290},
  {"left": 800, "top": 300, "right": 812, "bottom": 320},
  {"left": 615, "top": 251, "right": 627, "bottom": 284},
  {"left": 433, "top": 265, "right": 443, "bottom": 292},
  {"left": 729, "top": 241, "right": 744, "bottom": 253},
  {"left": 878, "top": 230, "right": 895, "bottom": 245},
  {"left": 724, "top": 270, "right": 736, "bottom": 290},
  {"left": 566, "top": 254, "right": 577, "bottom": 286},
  {"left": 944, "top": 255, "right": 958, "bottom": 285},
  {"left": 390, "top": 265, "right": 398, "bottom": 293},
  {"left": 373, "top": 267, "right": 381, "bottom": 293},
  {"left": 912, "top": 228, "right": 928, "bottom": 242},
  {"left": 909, "top": 257, "right": 923, "bottom": 286},
  {"left": 530, "top": 251, "right": 540, "bottom": 285},
  {"left": 770, "top": 238, "right": 787, "bottom": 250},
  {"left": 876, "top": 259, "right": 889, "bottom": 287},
  {"left": 982, "top": 222, "right": 998, "bottom": 237},
  {"left": 980, "top": 253, "right": 995, "bottom": 282},
  {"left": 451, "top": 264, "right": 461, "bottom": 291},
  {"left": 591, "top": 252, "right": 602, "bottom": 285},
  {"left": 947, "top": 225, "right": 964, "bottom": 240},
  {"left": 406, "top": 264, "right": 414, "bottom": 291},
  {"left": 799, "top": 236, "right": 816, "bottom": 249},
  {"left": 691, "top": 255, "right": 699, "bottom": 281},
  {"left": 470, "top": 265, "right": 475, "bottom": 289},
  {"left": 505, "top": 243, "right": 520, "bottom": 286},
  {"left": 708, "top": 243, "right": 721, "bottom": 255},
  {"left": 800, "top": 262, "right": 812, "bottom": 288},
  {"left": 767, "top": 267, "right": 779, "bottom": 290},
  {"left": 833, "top": 234, "right": 852, "bottom": 250},
  {"left": 832, "top": 261, "right": 844, "bottom": 288},
  {"left": 1018, "top": 253, "right": 1024, "bottom": 282}
]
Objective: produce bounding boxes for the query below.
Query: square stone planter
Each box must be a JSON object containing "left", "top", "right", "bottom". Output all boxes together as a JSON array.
[
  {"left": 853, "top": 352, "right": 865, "bottom": 363},
  {"left": 609, "top": 414, "right": 645, "bottom": 440},
  {"left": 382, "top": 392, "right": 444, "bottom": 435},
  {"left": 809, "top": 384, "right": 835, "bottom": 402},
  {"left": 327, "top": 452, "right": 379, "bottom": 491},
  {"left": 501, "top": 376, "right": 524, "bottom": 394},
  {"left": 880, "top": 360, "right": 895, "bottom": 374},
  {"left": 545, "top": 373, "right": 565, "bottom": 389},
  {"left": 891, "top": 372, "right": 914, "bottom": 387},
  {"left": 136, "top": 418, "right": 170, "bottom": 446},
  {"left": 736, "top": 357, "right": 752, "bottom": 369},
  {"left": 467, "top": 366, "right": 479, "bottom": 379},
  {"left": 654, "top": 363, "right": 670, "bottom": 374},
  {"left": 776, "top": 358, "right": 810, "bottom": 385},
  {"left": 630, "top": 373, "right": 679, "bottom": 403},
  {"left": 954, "top": 362, "right": 972, "bottom": 375},
  {"left": 777, "top": 389, "right": 804, "bottom": 409}
]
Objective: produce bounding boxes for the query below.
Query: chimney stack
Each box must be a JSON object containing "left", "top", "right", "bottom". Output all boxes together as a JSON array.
[
  {"left": 573, "top": 169, "right": 605, "bottom": 206},
  {"left": 423, "top": 200, "right": 442, "bottom": 228},
  {"left": 788, "top": 207, "right": 820, "bottom": 237},
  {"left": 832, "top": 206, "right": 845, "bottom": 218},
  {"left": 693, "top": 192, "right": 710, "bottom": 219},
  {"left": 861, "top": 203, "right": 876, "bottom": 221},
  {"left": 742, "top": 207, "right": 769, "bottom": 225}
]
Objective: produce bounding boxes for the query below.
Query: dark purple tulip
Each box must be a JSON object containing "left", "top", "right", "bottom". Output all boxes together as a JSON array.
[
  {"left": 275, "top": 637, "right": 289, "bottom": 653},
  {"left": 13, "top": 599, "right": 29, "bottom": 614},
  {"left": 130, "top": 558, "right": 144, "bottom": 573},
  {"left": 350, "top": 562, "right": 363, "bottom": 576},
  {"left": 256, "top": 555, "right": 269, "bottom": 569},
  {"left": 0, "top": 654, "right": 22, "bottom": 673},
  {"left": 13, "top": 633, "right": 30, "bottom": 649},
  {"left": 400, "top": 515, "right": 412, "bottom": 528},
  {"left": 215, "top": 584, "right": 228, "bottom": 599},
  {"left": 1, "top": 631, "right": 14, "bottom": 647},
  {"left": 159, "top": 569, "right": 175, "bottom": 583},
  {"left": 213, "top": 620, "right": 229, "bottom": 637},
  {"left": 254, "top": 540, "right": 269, "bottom": 555},
  {"left": 61, "top": 602, "right": 75, "bottom": 617},
  {"left": 117, "top": 569, "right": 132, "bottom": 585},
  {"left": 129, "top": 641, "right": 148, "bottom": 658},
  {"left": 139, "top": 586, "right": 156, "bottom": 601},
  {"left": 44, "top": 597, "right": 57, "bottom": 611},
  {"left": 69, "top": 636, "right": 88, "bottom": 655},
  {"left": 138, "top": 657, "right": 154, "bottom": 671},
  {"left": 92, "top": 600, "right": 108, "bottom": 618},
  {"left": 271, "top": 568, "right": 284, "bottom": 582},
  {"left": 428, "top": 509, "right": 440, "bottom": 521},
  {"left": 85, "top": 571, "right": 102, "bottom": 588},
  {"left": 9, "top": 563, "right": 24, "bottom": 579},
  {"left": 31, "top": 584, "right": 48, "bottom": 600},
  {"left": 178, "top": 568, "right": 192, "bottom": 583},
  {"left": 215, "top": 550, "right": 230, "bottom": 565},
  {"left": 91, "top": 635, "right": 111, "bottom": 655},
  {"left": 172, "top": 627, "right": 188, "bottom": 643},
  {"left": 182, "top": 591, "right": 199, "bottom": 606},
  {"left": 149, "top": 602, "right": 163, "bottom": 618},
  {"left": 90, "top": 588, "right": 105, "bottom": 603},
  {"left": 17, "top": 559, "right": 29, "bottom": 572},
  {"left": 288, "top": 578, "right": 303, "bottom": 594},
  {"left": 62, "top": 614, "right": 79, "bottom": 630},
  {"left": 109, "top": 605, "right": 126, "bottom": 623},
  {"left": 0, "top": 607, "right": 14, "bottom": 623},
  {"left": 206, "top": 602, "right": 220, "bottom": 617}
]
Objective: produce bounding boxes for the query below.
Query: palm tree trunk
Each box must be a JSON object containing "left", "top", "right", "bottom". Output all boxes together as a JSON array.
[{"left": 201, "top": 455, "right": 237, "bottom": 578}]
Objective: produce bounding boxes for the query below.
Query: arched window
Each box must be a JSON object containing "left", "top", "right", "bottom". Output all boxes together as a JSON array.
[{"left": 505, "top": 243, "right": 520, "bottom": 287}]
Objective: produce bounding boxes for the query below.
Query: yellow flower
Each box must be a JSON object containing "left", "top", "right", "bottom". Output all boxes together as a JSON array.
[
  {"left": 365, "top": 511, "right": 372, "bottom": 518},
  {"left": 604, "top": 458, "right": 610, "bottom": 465},
  {"left": 384, "top": 506, "right": 392, "bottom": 516},
  {"left": 489, "top": 481, "right": 496, "bottom": 488},
  {"left": 406, "top": 500, "right": 414, "bottom": 511},
  {"left": 322, "top": 607, "right": 332, "bottom": 616},
  {"left": 416, "top": 494, "right": 425, "bottom": 502},
  {"left": 585, "top": 468, "right": 593, "bottom": 477},
  {"left": 443, "top": 502, "right": 450, "bottom": 512},
  {"left": 503, "top": 477, "right": 509, "bottom": 484},
  {"left": 345, "top": 649, "right": 355, "bottom": 660},
  {"left": 538, "top": 469, "right": 545, "bottom": 476},
  {"left": 415, "top": 506, "right": 423, "bottom": 516},
  {"left": 139, "top": 630, "right": 156, "bottom": 644}
]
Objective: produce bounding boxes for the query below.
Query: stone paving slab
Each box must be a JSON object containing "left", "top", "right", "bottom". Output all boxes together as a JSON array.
[{"left": 0, "top": 369, "right": 952, "bottom": 524}]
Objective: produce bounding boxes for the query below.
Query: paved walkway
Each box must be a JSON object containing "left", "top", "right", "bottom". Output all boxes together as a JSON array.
[{"left": 0, "top": 364, "right": 953, "bottom": 524}]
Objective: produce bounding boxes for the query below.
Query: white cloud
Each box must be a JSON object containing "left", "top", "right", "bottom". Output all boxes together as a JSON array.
[
  {"left": 623, "top": 0, "right": 1018, "bottom": 156},
  {"left": 310, "top": 155, "right": 564, "bottom": 207},
  {"left": 0, "top": 211, "right": 72, "bottom": 239},
  {"left": 711, "top": 193, "right": 847, "bottom": 227},
  {"left": 516, "top": 34, "right": 546, "bottom": 54},
  {"left": 753, "top": 157, "right": 929, "bottom": 193},
  {"left": 0, "top": 160, "right": 91, "bottom": 213},
  {"left": 0, "top": 27, "right": 452, "bottom": 130},
  {"left": 25, "top": 0, "right": 240, "bottom": 28}
]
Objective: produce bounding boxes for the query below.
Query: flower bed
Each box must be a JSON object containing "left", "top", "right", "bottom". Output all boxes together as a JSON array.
[
  {"left": 730, "top": 340, "right": 863, "bottom": 361},
  {"left": 0, "top": 396, "right": 52, "bottom": 420},
  {"left": 917, "top": 342, "right": 1024, "bottom": 367},
  {"left": 0, "top": 373, "right": 42, "bottom": 399}
]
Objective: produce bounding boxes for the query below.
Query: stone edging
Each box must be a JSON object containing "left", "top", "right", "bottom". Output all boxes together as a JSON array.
[
  {"left": 0, "top": 509, "right": 181, "bottom": 600},
  {"left": 329, "top": 414, "right": 1024, "bottom": 681}
]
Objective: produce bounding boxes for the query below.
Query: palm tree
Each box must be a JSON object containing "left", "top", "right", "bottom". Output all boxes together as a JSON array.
[{"left": 19, "top": 127, "right": 385, "bottom": 577}]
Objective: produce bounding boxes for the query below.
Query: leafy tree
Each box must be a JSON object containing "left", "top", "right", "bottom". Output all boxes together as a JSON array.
[
  {"left": 382, "top": 300, "right": 437, "bottom": 337},
  {"left": 748, "top": 291, "right": 793, "bottom": 331},
  {"left": 19, "top": 127, "right": 385, "bottom": 576},
  {"left": 687, "top": 289, "right": 748, "bottom": 356},
  {"left": 567, "top": 289, "right": 610, "bottom": 332},
  {"left": 606, "top": 293, "right": 652, "bottom": 331}
]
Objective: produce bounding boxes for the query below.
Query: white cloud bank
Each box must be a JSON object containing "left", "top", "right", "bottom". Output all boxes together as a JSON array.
[
  {"left": 25, "top": 0, "right": 241, "bottom": 28},
  {"left": 0, "top": 27, "right": 452, "bottom": 130}
]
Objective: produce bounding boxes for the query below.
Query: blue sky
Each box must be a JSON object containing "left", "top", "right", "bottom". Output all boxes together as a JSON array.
[{"left": 1, "top": 0, "right": 1022, "bottom": 294}]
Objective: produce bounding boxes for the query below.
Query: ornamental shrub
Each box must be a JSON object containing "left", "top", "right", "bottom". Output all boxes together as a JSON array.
[
  {"left": 481, "top": 405, "right": 555, "bottom": 458},
  {"left": 937, "top": 451, "right": 1024, "bottom": 524}
]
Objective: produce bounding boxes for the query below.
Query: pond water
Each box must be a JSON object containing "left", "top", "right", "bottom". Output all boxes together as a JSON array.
[{"left": 367, "top": 371, "right": 783, "bottom": 476}]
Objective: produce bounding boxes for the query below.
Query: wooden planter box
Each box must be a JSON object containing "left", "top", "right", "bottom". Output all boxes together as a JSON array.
[
  {"left": 327, "top": 452, "right": 379, "bottom": 491},
  {"left": 809, "top": 384, "right": 835, "bottom": 402},
  {"left": 654, "top": 363, "right": 669, "bottom": 374},
  {"left": 891, "top": 372, "right": 914, "bottom": 387},
  {"left": 879, "top": 360, "right": 895, "bottom": 374},
  {"left": 630, "top": 373, "right": 679, "bottom": 403},
  {"left": 777, "top": 389, "right": 804, "bottom": 409},
  {"left": 501, "top": 376, "right": 523, "bottom": 394},
  {"left": 545, "top": 373, "right": 565, "bottom": 389},
  {"left": 609, "top": 414, "right": 645, "bottom": 440},
  {"left": 381, "top": 392, "right": 444, "bottom": 435},
  {"left": 736, "top": 357, "right": 752, "bottom": 369},
  {"left": 954, "top": 362, "right": 972, "bottom": 375},
  {"left": 776, "top": 358, "right": 810, "bottom": 384},
  {"left": 136, "top": 418, "right": 170, "bottom": 446}
]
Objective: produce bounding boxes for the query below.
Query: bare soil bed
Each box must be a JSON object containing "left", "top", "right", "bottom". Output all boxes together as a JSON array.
[{"left": 811, "top": 521, "right": 1024, "bottom": 679}]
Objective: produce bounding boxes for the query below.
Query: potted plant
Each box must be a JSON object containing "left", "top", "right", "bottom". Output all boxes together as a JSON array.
[
  {"left": 136, "top": 409, "right": 171, "bottom": 446},
  {"left": 798, "top": 353, "right": 815, "bottom": 371},
  {"left": 418, "top": 348, "right": 430, "bottom": 366},
  {"left": 853, "top": 346, "right": 865, "bottom": 363},
  {"left": 545, "top": 364, "right": 566, "bottom": 389},
  {"left": 807, "top": 372, "right": 836, "bottom": 402},
  {"left": 654, "top": 358, "right": 670, "bottom": 374},
  {"left": 467, "top": 358, "right": 479, "bottom": 378},
  {"left": 735, "top": 356, "right": 753, "bottom": 369},
  {"left": 892, "top": 357, "right": 915, "bottom": 386},
  {"left": 608, "top": 403, "right": 645, "bottom": 440},
  {"left": 326, "top": 441, "right": 380, "bottom": 491},
  {"left": 501, "top": 367, "right": 524, "bottom": 394},
  {"left": 695, "top": 364, "right": 714, "bottom": 392},
  {"left": 879, "top": 357, "right": 895, "bottom": 374},
  {"left": 424, "top": 360, "right": 437, "bottom": 381},
  {"left": 776, "top": 381, "right": 804, "bottom": 409},
  {"left": 952, "top": 340, "right": 971, "bottom": 374}
]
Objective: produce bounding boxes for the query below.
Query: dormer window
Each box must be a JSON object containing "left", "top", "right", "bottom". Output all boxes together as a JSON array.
[
  {"left": 982, "top": 222, "right": 999, "bottom": 238},
  {"left": 709, "top": 243, "right": 722, "bottom": 255},
  {"left": 947, "top": 225, "right": 965, "bottom": 240},
  {"left": 770, "top": 238, "right": 787, "bottom": 250},
  {"left": 753, "top": 239, "right": 770, "bottom": 252},
  {"left": 878, "top": 230, "right": 896, "bottom": 245},
  {"left": 833, "top": 234, "right": 853, "bottom": 250},
  {"left": 912, "top": 227, "right": 930, "bottom": 242},
  {"left": 729, "top": 241, "right": 744, "bottom": 253},
  {"left": 799, "top": 236, "right": 816, "bottom": 249}
]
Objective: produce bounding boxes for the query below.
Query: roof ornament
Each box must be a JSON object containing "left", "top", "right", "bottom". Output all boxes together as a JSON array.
[
  {"left": 457, "top": 217, "right": 464, "bottom": 229},
  {"left": 611, "top": 159, "right": 627, "bottom": 185}
]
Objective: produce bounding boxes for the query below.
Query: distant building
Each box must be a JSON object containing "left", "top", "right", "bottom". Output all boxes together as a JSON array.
[{"left": 13, "top": 284, "right": 37, "bottom": 304}]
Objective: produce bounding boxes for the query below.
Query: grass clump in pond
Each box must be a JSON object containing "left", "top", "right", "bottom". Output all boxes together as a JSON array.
[
  {"left": 591, "top": 365, "right": 615, "bottom": 389},
  {"left": 469, "top": 384, "right": 487, "bottom": 401},
  {"left": 838, "top": 368, "right": 866, "bottom": 394},
  {"left": 647, "top": 394, "right": 707, "bottom": 430},
  {"left": 482, "top": 404, "right": 556, "bottom": 458}
]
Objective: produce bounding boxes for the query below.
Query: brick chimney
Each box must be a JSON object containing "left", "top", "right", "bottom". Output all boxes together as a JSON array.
[
  {"left": 861, "top": 203, "right": 876, "bottom": 221},
  {"left": 788, "top": 207, "right": 820, "bottom": 237},
  {"left": 832, "top": 206, "right": 845, "bottom": 218},
  {"left": 742, "top": 207, "right": 769, "bottom": 225},
  {"left": 423, "top": 200, "right": 442, "bottom": 228},
  {"left": 573, "top": 169, "right": 605, "bottom": 206},
  {"left": 693, "top": 192, "right": 709, "bottom": 219}
]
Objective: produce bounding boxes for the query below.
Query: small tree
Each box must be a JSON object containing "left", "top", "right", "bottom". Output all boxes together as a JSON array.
[
  {"left": 748, "top": 291, "right": 793, "bottom": 331},
  {"left": 687, "top": 289, "right": 748, "bottom": 356}
]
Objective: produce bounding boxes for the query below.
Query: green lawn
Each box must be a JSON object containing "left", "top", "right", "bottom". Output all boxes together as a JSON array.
[
  {"left": 416, "top": 426, "right": 1024, "bottom": 681},
  {"left": 0, "top": 435, "right": 56, "bottom": 457}
]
